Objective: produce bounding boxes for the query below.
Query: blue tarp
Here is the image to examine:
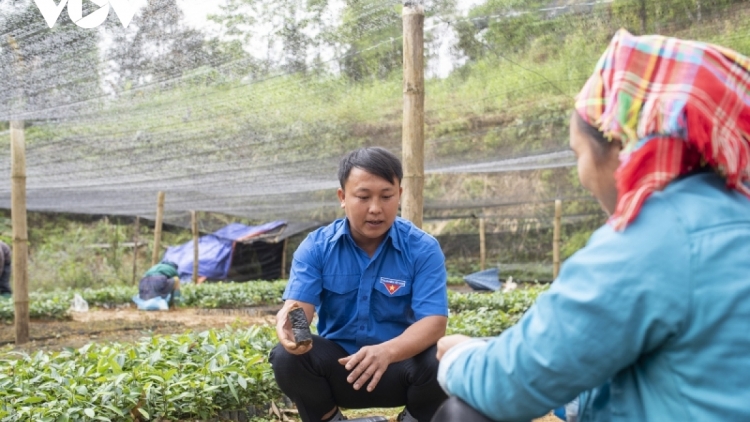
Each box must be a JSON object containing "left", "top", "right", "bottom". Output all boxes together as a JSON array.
[
  {"left": 162, "top": 221, "right": 286, "bottom": 282},
  {"left": 463, "top": 268, "right": 503, "bottom": 291}
]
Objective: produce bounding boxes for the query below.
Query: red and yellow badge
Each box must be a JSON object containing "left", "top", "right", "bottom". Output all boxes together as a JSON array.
[{"left": 380, "top": 277, "right": 406, "bottom": 295}]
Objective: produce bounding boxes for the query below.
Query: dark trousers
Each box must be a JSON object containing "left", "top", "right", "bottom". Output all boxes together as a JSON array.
[
  {"left": 431, "top": 397, "right": 496, "bottom": 422},
  {"left": 0, "top": 263, "right": 11, "bottom": 295},
  {"left": 269, "top": 335, "right": 447, "bottom": 422}
]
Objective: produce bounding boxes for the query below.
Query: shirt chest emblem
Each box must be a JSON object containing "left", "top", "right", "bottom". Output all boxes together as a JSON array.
[{"left": 380, "top": 277, "right": 406, "bottom": 295}]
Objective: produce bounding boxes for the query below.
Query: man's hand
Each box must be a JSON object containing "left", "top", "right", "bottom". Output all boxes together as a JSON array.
[
  {"left": 436, "top": 334, "right": 472, "bottom": 361},
  {"left": 275, "top": 302, "right": 314, "bottom": 355},
  {"left": 338, "top": 344, "right": 393, "bottom": 392}
]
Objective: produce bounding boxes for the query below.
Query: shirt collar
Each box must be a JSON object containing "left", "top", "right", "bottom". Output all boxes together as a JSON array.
[{"left": 330, "top": 218, "right": 402, "bottom": 252}]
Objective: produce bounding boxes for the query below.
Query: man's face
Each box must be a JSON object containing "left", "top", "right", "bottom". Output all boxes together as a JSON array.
[{"left": 337, "top": 167, "right": 402, "bottom": 250}]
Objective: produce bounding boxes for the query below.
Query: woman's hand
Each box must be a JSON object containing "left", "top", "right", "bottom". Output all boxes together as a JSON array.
[{"left": 436, "top": 334, "right": 472, "bottom": 360}]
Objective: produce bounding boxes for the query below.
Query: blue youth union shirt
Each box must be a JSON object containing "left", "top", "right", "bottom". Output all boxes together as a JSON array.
[{"left": 283, "top": 217, "right": 448, "bottom": 354}]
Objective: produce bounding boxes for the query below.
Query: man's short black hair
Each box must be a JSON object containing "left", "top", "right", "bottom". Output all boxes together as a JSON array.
[{"left": 338, "top": 147, "right": 403, "bottom": 189}]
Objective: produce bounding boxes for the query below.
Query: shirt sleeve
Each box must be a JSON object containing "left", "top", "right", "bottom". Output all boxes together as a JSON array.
[
  {"left": 411, "top": 235, "right": 449, "bottom": 320},
  {"left": 439, "top": 197, "right": 691, "bottom": 421},
  {"left": 283, "top": 233, "right": 324, "bottom": 306}
]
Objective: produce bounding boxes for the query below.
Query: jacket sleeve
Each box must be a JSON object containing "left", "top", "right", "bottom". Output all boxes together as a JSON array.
[{"left": 439, "top": 198, "right": 691, "bottom": 421}]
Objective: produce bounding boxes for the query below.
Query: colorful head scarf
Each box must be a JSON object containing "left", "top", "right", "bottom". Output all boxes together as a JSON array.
[{"left": 575, "top": 29, "right": 750, "bottom": 230}]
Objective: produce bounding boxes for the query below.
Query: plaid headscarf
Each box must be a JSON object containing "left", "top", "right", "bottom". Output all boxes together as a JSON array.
[{"left": 575, "top": 29, "right": 750, "bottom": 230}]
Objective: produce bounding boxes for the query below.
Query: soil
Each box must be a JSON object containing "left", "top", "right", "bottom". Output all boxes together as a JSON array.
[
  {"left": 0, "top": 305, "right": 279, "bottom": 352},
  {"left": 342, "top": 408, "right": 561, "bottom": 422}
]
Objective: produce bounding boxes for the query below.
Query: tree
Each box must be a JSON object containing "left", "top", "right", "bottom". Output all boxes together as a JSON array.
[
  {"left": 208, "top": 0, "right": 324, "bottom": 75},
  {"left": 209, "top": 0, "right": 456, "bottom": 82},
  {"left": 106, "top": 0, "right": 245, "bottom": 90},
  {"left": 0, "top": 0, "right": 101, "bottom": 120}
]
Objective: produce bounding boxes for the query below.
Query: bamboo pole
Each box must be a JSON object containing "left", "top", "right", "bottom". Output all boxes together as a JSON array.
[
  {"left": 10, "top": 120, "right": 29, "bottom": 345},
  {"left": 553, "top": 199, "right": 562, "bottom": 279},
  {"left": 191, "top": 210, "right": 199, "bottom": 284},
  {"left": 480, "top": 175, "right": 488, "bottom": 271},
  {"left": 639, "top": 0, "right": 647, "bottom": 33},
  {"left": 111, "top": 218, "right": 119, "bottom": 271},
  {"left": 132, "top": 216, "right": 139, "bottom": 284},
  {"left": 280, "top": 238, "right": 288, "bottom": 279},
  {"left": 401, "top": 1, "right": 425, "bottom": 228},
  {"left": 479, "top": 217, "right": 486, "bottom": 271},
  {"left": 151, "top": 191, "right": 165, "bottom": 266}
]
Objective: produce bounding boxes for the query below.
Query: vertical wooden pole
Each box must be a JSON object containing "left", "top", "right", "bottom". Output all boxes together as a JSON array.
[
  {"left": 132, "top": 216, "right": 139, "bottom": 284},
  {"left": 480, "top": 175, "right": 488, "bottom": 271},
  {"left": 151, "top": 191, "right": 165, "bottom": 266},
  {"left": 191, "top": 210, "right": 199, "bottom": 284},
  {"left": 639, "top": 0, "right": 647, "bottom": 34},
  {"left": 111, "top": 218, "right": 119, "bottom": 271},
  {"left": 402, "top": 1, "right": 425, "bottom": 228},
  {"left": 10, "top": 120, "right": 29, "bottom": 345},
  {"left": 280, "top": 238, "right": 288, "bottom": 279},
  {"left": 553, "top": 199, "right": 562, "bottom": 279},
  {"left": 479, "top": 217, "right": 486, "bottom": 271}
]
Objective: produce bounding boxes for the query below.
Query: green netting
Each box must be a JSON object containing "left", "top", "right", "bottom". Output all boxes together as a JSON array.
[{"left": 1, "top": 0, "right": 748, "bottom": 257}]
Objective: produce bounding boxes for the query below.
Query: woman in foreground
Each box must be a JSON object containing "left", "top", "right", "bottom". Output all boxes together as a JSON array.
[{"left": 434, "top": 29, "right": 750, "bottom": 422}]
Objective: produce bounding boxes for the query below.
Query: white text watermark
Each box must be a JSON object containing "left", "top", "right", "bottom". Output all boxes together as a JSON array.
[{"left": 34, "top": 0, "right": 136, "bottom": 29}]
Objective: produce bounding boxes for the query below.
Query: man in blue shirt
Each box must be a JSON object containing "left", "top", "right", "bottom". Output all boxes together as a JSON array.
[{"left": 270, "top": 147, "right": 449, "bottom": 422}]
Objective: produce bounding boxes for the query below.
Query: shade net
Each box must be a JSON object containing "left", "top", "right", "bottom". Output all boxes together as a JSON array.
[{"left": 1, "top": 0, "right": 748, "bottom": 270}]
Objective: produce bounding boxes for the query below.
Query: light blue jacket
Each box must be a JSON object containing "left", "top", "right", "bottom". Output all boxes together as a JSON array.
[{"left": 438, "top": 172, "right": 750, "bottom": 421}]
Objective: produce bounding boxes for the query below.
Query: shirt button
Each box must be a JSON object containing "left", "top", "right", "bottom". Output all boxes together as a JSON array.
[
  {"left": 362, "top": 295, "right": 368, "bottom": 300},
  {"left": 359, "top": 325, "right": 365, "bottom": 330}
]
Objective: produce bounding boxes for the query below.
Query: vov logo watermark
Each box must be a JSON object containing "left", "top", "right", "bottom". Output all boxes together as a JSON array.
[{"left": 34, "top": 0, "right": 136, "bottom": 29}]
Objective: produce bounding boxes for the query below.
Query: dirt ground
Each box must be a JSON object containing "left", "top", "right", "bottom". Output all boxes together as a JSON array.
[
  {"left": 342, "top": 408, "right": 561, "bottom": 422},
  {"left": 0, "top": 284, "right": 480, "bottom": 351},
  {"left": 0, "top": 305, "right": 279, "bottom": 352}
]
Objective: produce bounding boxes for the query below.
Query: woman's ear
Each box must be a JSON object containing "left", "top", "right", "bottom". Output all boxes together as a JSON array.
[{"left": 607, "top": 139, "right": 623, "bottom": 169}]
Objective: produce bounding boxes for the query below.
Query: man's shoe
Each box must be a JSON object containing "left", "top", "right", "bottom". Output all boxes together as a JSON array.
[
  {"left": 325, "top": 408, "right": 347, "bottom": 421},
  {"left": 397, "top": 408, "right": 418, "bottom": 422}
]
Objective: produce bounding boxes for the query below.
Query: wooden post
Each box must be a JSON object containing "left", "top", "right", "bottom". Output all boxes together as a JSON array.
[
  {"left": 111, "top": 218, "right": 119, "bottom": 271},
  {"left": 280, "top": 238, "right": 288, "bottom": 279},
  {"left": 639, "top": 0, "right": 647, "bottom": 34},
  {"left": 479, "top": 217, "right": 486, "bottom": 271},
  {"left": 553, "top": 199, "right": 562, "bottom": 279},
  {"left": 10, "top": 120, "right": 29, "bottom": 345},
  {"left": 401, "top": 1, "right": 425, "bottom": 228},
  {"left": 151, "top": 191, "right": 165, "bottom": 266},
  {"left": 191, "top": 210, "right": 199, "bottom": 284},
  {"left": 479, "top": 175, "right": 488, "bottom": 271},
  {"left": 132, "top": 216, "right": 139, "bottom": 284}
]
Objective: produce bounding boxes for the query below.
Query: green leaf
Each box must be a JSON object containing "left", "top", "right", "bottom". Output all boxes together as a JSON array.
[
  {"left": 83, "top": 408, "right": 95, "bottom": 418},
  {"left": 147, "top": 375, "right": 165, "bottom": 383},
  {"left": 103, "top": 405, "right": 125, "bottom": 417},
  {"left": 108, "top": 357, "right": 123, "bottom": 374},
  {"left": 226, "top": 375, "right": 239, "bottom": 403}
]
